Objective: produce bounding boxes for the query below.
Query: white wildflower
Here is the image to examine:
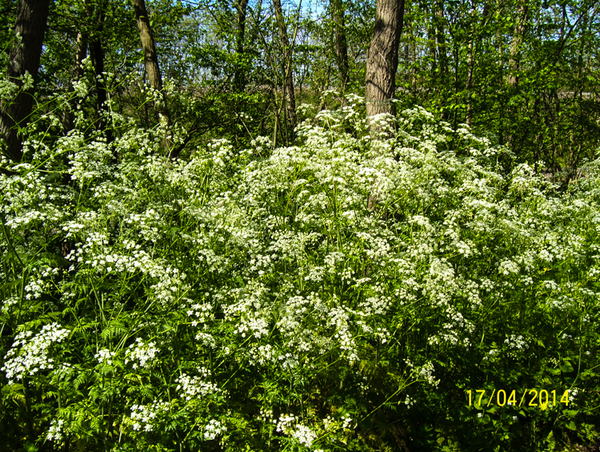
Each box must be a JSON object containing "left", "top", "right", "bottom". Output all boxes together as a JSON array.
[
  {"left": 95, "top": 348, "right": 116, "bottom": 365},
  {"left": 204, "top": 419, "right": 226, "bottom": 440},
  {"left": 2, "top": 323, "right": 69, "bottom": 383},
  {"left": 176, "top": 370, "right": 220, "bottom": 400},
  {"left": 130, "top": 401, "right": 170, "bottom": 432},
  {"left": 292, "top": 424, "right": 317, "bottom": 447},
  {"left": 46, "top": 419, "right": 65, "bottom": 442},
  {"left": 125, "top": 338, "right": 158, "bottom": 369}
]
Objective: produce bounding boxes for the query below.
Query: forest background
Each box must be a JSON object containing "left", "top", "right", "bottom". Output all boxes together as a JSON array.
[
  {"left": 1, "top": 0, "right": 600, "bottom": 451},
  {"left": 2, "top": 0, "right": 599, "bottom": 168}
]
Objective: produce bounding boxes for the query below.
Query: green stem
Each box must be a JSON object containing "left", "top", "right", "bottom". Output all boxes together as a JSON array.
[{"left": 0, "top": 211, "right": 24, "bottom": 268}]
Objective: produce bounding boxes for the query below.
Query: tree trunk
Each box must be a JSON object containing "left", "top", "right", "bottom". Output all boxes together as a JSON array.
[
  {"left": 434, "top": 0, "right": 448, "bottom": 83},
  {"left": 273, "top": 0, "right": 297, "bottom": 137},
  {"left": 331, "top": 0, "right": 349, "bottom": 91},
  {"left": 0, "top": 0, "right": 50, "bottom": 163},
  {"left": 495, "top": 0, "right": 505, "bottom": 145},
  {"left": 410, "top": 19, "right": 417, "bottom": 94},
  {"left": 506, "top": 0, "right": 528, "bottom": 152},
  {"left": 90, "top": 38, "right": 108, "bottom": 115},
  {"left": 62, "top": 31, "right": 88, "bottom": 131},
  {"left": 507, "top": 0, "right": 528, "bottom": 88},
  {"left": 87, "top": 0, "right": 115, "bottom": 144},
  {"left": 433, "top": 0, "right": 449, "bottom": 120},
  {"left": 365, "top": 0, "right": 405, "bottom": 121},
  {"left": 466, "top": 36, "right": 474, "bottom": 126},
  {"left": 426, "top": 7, "right": 437, "bottom": 88},
  {"left": 365, "top": 0, "right": 404, "bottom": 211},
  {"left": 234, "top": 0, "right": 249, "bottom": 91},
  {"left": 465, "top": 6, "right": 476, "bottom": 126},
  {"left": 132, "top": 0, "right": 171, "bottom": 129}
]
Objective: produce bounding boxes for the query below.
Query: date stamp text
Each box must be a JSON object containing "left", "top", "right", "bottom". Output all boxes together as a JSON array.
[{"left": 466, "top": 389, "right": 570, "bottom": 410}]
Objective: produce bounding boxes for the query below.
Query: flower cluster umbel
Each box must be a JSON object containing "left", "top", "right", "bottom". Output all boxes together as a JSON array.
[{"left": 2, "top": 323, "right": 69, "bottom": 383}]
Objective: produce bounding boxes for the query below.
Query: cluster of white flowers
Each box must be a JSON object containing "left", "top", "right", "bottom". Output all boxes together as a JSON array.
[
  {"left": 366, "top": 113, "right": 397, "bottom": 138},
  {"left": 71, "top": 78, "right": 89, "bottom": 98},
  {"left": 429, "top": 331, "right": 464, "bottom": 347},
  {"left": 329, "top": 308, "right": 358, "bottom": 363},
  {"left": 482, "top": 349, "right": 500, "bottom": 362},
  {"left": 176, "top": 369, "right": 219, "bottom": 400},
  {"left": 233, "top": 316, "right": 270, "bottom": 339},
  {"left": 46, "top": 419, "right": 65, "bottom": 442},
  {"left": 443, "top": 308, "right": 475, "bottom": 334},
  {"left": 548, "top": 295, "right": 574, "bottom": 310},
  {"left": 504, "top": 334, "right": 529, "bottom": 350},
  {"left": 140, "top": 85, "right": 166, "bottom": 104},
  {"left": 275, "top": 413, "right": 297, "bottom": 433},
  {"left": 1, "top": 296, "right": 19, "bottom": 314},
  {"left": 95, "top": 348, "right": 116, "bottom": 365},
  {"left": 208, "top": 138, "right": 235, "bottom": 167},
  {"left": 203, "top": 419, "right": 227, "bottom": 440},
  {"left": 65, "top": 233, "right": 188, "bottom": 305},
  {"left": 0, "top": 77, "right": 18, "bottom": 101},
  {"left": 24, "top": 278, "right": 44, "bottom": 300},
  {"left": 123, "top": 208, "right": 162, "bottom": 242},
  {"left": 292, "top": 424, "right": 317, "bottom": 448},
  {"left": 130, "top": 400, "right": 170, "bottom": 432},
  {"left": 184, "top": 297, "right": 214, "bottom": 326},
  {"left": 125, "top": 338, "right": 158, "bottom": 369},
  {"left": 249, "top": 135, "right": 273, "bottom": 155},
  {"left": 275, "top": 293, "right": 329, "bottom": 353},
  {"left": 68, "top": 136, "right": 114, "bottom": 182},
  {"left": 277, "top": 352, "right": 299, "bottom": 370},
  {"left": 499, "top": 259, "right": 520, "bottom": 276},
  {"left": 2, "top": 323, "right": 69, "bottom": 383},
  {"left": 247, "top": 344, "right": 277, "bottom": 366},
  {"left": 418, "top": 361, "right": 440, "bottom": 387},
  {"left": 0, "top": 166, "right": 71, "bottom": 228},
  {"left": 340, "top": 415, "right": 353, "bottom": 429},
  {"left": 195, "top": 331, "right": 217, "bottom": 348},
  {"left": 257, "top": 408, "right": 274, "bottom": 423},
  {"left": 323, "top": 415, "right": 353, "bottom": 432},
  {"left": 569, "top": 388, "right": 580, "bottom": 405}
]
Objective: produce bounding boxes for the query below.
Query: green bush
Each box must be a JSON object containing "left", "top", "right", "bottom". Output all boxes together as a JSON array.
[{"left": 1, "top": 95, "right": 599, "bottom": 451}]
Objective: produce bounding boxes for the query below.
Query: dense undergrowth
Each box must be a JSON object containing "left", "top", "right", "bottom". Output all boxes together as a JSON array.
[{"left": 1, "top": 94, "right": 600, "bottom": 451}]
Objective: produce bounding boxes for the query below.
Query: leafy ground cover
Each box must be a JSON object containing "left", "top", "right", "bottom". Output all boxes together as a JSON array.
[{"left": 1, "top": 95, "right": 599, "bottom": 451}]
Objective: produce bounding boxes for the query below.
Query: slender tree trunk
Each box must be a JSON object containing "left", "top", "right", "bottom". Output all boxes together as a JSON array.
[
  {"left": 433, "top": 0, "right": 449, "bottom": 119},
  {"left": 89, "top": 1, "right": 116, "bottom": 145},
  {"left": 0, "top": 0, "right": 50, "bottom": 163},
  {"left": 132, "top": 0, "right": 171, "bottom": 129},
  {"left": 234, "top": 0, "right": 249, "bottom": 90},
  {"left": 466, "top": 6, "right": 476, "bottom": 126},
  {"left": 466, "top": 37, "right": 474, "bottom": 126},
  {"left": 427, "top": 6, "right": 437, "bottom": 87},
  {"left": 411, "top": 38, "right": 417, "bottom": 95},
  {"left": 62, "top": 31, "right": 88, "bottom": 131},
  {"left": 365, "top": 0, "right": 405, "bottom": 121},
  {"left": 495, "top": 0, "right": 505, "bottom": 145},
  {"left": 317, "top": 63, "right": 332, "bottom": 111},
  {"left": 408, "top": 4, "right": 417, "bottom": 96},
  {"left": 434, "top": 0, "right": 448, "bottom": 83},
  {"left": 507, "top": 0, "right": 528, "bottom": 88},
  {"left": 74, "top": 32, "right": 88, "bottom": 75},
  {"left": 331, "top": 0, "right": 349, "bottom": 91},
  {"left": 506, "top": 0, "right": 528, "bottom": 152},
  {"left": 90, "top": 38, "right": 107, "bottom": 113},
  {"left": 273, "top": 0, "right": 297, "bottom": 137}
]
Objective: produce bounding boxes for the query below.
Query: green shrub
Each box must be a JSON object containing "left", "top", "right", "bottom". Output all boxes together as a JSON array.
[{"left": 1, "top": 95, "right": 599, "bottom": 451}]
